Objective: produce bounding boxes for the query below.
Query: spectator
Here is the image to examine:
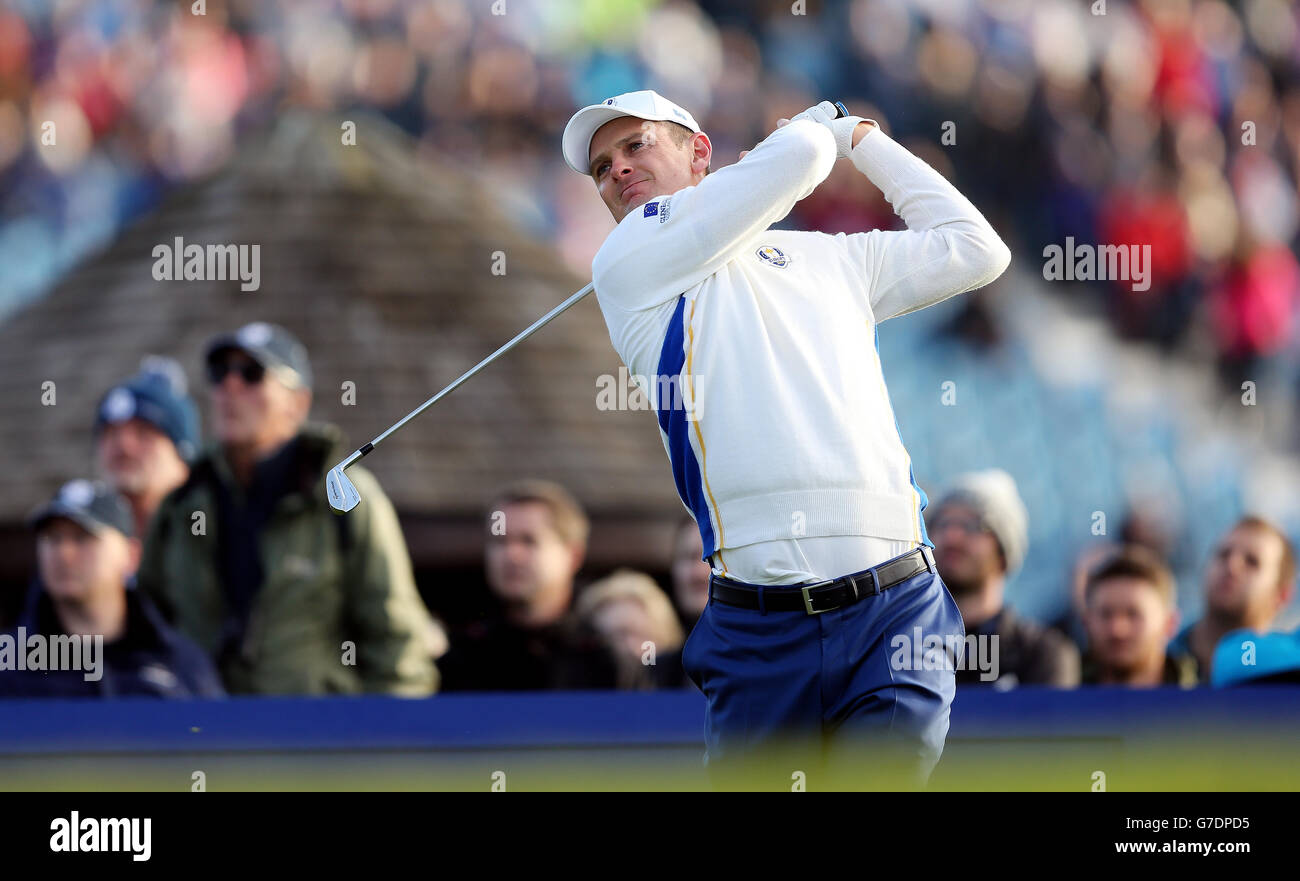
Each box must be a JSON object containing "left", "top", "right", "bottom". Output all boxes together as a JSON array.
[
  {"left": 929, "top": 469, "right": 1080, "bottom": 688},
  {"left": 0, "top": 480, "right": 223, "bottom": 698},
  {"left": 668, "top": 516, "right": 710, "bottom": 632},
  {"left": 1048, "top": 540, "right": 1118, "bottom": 656},
  {"left": 575, "top": 568, "right": 686, "bottom": 690},
  {"left": 1209, "top": 239, "right": 1300, "bottom": 393},
  {"left": 437, "top": 479, "right": 618, "bottom": 691},
  {"left": 94, "top": 357, "right": 199, "bottom": 542},
  {"left": 1168, "top": 515, "right": 1297, "bottom": 682},
  {"left": 136, "top": 322, "right": 438, "bottom": 696},
  {"left": 1081, "top": 544, "right": 1197, "bottom": 688}
]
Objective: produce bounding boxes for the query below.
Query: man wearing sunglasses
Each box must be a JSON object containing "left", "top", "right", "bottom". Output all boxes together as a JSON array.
[
  {"left": 136, "top": 322, "right": 439, "bottom": 696},
  {"left": 928, "top": 469, "right": 1079, "bottom": 689}
]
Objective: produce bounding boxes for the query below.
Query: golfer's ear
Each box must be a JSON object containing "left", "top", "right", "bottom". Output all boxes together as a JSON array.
[{"left": 691, "top": 132, "right": 712, "bottom": 175}]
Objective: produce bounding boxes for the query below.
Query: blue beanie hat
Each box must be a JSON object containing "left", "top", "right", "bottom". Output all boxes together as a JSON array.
[{"left": 94, "top": 357, "right": 201, "bottom": 462}]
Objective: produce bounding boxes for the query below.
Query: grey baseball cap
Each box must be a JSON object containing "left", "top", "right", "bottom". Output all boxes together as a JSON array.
[
  {"left": 28, "top": 479, "right": 135, "bottom": 539},
  {"left": 204, "top": 321, "right": 313, "bottom": 389}
]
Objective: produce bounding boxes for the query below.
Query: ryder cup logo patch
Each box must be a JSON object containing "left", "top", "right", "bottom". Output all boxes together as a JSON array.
[{"left": 756, "top": 245, "right": 788, "bottom": 268}]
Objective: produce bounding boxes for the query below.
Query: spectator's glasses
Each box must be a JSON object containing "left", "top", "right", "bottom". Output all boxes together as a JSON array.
[
  {"left": 207, "top": 357, "right": 266, "bottom": 386},
  {"left": 931, "top": 515, "right": 987, "bottom": 536}
]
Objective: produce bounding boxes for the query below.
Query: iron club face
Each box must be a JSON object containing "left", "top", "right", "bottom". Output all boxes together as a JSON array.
[{"left": 326, "top": 464, "right": 361, "bottom": 513}]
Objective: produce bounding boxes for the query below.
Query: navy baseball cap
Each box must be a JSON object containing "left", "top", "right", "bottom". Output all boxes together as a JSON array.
[
  {"left": 204, "top": 322, "right": 313, "bottom": 390},
  {"left": 95, "top": 358, "right": 201, "bottom": 462},
  {"left": 28, "top": 479, "right": 135, "bottom": 540}
]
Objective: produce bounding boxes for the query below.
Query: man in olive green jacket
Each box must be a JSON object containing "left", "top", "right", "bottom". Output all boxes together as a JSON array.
[{"left": 137, "top": 322, "right": 438, "bottom": 696}]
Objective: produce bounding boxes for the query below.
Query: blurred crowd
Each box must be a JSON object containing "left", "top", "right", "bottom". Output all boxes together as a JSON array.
[
  {"left": 0, "top": 321, "right": 1295, "bottom": 698},
  {"left": 3, "top": 0, "right": 1300, "bottom": 393},
  {"left": 2, "top": 0, "right": 1300, "bottom": 698}
]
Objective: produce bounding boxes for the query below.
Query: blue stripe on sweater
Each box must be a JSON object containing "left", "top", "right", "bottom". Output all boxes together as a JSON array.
[{"left": 656, "top": 295, "right": 717, "bottom": 559}]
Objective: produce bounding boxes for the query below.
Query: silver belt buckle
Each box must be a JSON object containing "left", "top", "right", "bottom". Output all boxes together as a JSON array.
[{"left": 800, "top": 580, "right": 834, "bottom": 615}]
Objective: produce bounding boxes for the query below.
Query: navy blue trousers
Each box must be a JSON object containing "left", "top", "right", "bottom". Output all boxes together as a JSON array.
[{"left": 681, "top": 551, "right": 964, "bottom": 789}]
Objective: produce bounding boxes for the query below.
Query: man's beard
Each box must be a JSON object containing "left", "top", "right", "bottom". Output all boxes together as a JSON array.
[
  {"left": 1100, "top": 647, "right": 1150, "bottom": 682},
  {"left": 1206, "top": 595, "right": 1250, "bottom": 628},
  {"left": 108, "top": 463, "right": 149, "bottom": 496},
  {"left": 940, "top": 566, "right": 984, "bottom": 596}
]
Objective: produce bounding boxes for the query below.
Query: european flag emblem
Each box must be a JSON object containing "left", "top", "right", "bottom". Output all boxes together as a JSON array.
[{"left": 643, "top": 202, "right": 659, "bottom": 217}]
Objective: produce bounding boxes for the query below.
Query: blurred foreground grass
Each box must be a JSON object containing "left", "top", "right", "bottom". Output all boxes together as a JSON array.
[{"left": 2, "top": 733, "right": 1295, "bottom": 791}]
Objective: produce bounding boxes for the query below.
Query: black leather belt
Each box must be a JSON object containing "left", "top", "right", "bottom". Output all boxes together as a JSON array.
[{"left": 709, "top": 546, "right": 936, "bottom": 615}]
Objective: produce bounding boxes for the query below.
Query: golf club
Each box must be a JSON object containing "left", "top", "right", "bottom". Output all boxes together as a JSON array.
[
  {"left": 326, "top": 101, "right": 850, "bottom": 513},
  {"left": 326, "top": 281, "right": 595, "bottom": 512}
]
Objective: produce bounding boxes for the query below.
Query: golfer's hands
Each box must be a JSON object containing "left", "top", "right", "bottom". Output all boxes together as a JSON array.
[{"left": 739, "top": 102, "right": 876, "bottom": 161}]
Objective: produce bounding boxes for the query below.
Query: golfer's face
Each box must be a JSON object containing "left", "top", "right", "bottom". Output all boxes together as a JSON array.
[{"left": 588, "top": 117, "right": 692, "bottom": 223}]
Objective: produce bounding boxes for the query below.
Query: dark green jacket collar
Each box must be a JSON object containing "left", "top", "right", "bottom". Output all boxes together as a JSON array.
[{"left": 186, "top": 423, "right": 345, "bottom": 507}]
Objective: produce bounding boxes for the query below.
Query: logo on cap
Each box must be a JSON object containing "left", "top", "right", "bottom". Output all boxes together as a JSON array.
[
  {"left": 605, "top": 98, "right": 615, "bottom": 106},
  {"left": 59, "top": 480, "right": 96, "bottom": 508},
  {"left": 102, "top": 387, "right": 136, "bottom": 422},
  {"left": 237, "top": 322, "right": 274, "bottom": 348}
]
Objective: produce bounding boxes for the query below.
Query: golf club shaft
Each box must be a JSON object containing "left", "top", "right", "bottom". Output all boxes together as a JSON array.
[{"left": 348, "top": 281, "right": 596, "bottom": 464}]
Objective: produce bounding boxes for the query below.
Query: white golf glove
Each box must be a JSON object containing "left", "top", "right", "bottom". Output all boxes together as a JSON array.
[{"left": 790, "top": 100, "right": 866, "bottom": 159}]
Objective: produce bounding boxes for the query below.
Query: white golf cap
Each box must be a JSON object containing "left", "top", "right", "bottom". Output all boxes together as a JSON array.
[{"left": 562, "top": 89, "right": 701, "bottom": 175}]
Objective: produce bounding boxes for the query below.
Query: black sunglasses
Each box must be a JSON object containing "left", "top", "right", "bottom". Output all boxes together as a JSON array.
[
  {"left": 931, "top": 515, "right": 988, "bottom": 536},
  {"left": 206, "top": 357, "right": 266, "bottom": 386}
]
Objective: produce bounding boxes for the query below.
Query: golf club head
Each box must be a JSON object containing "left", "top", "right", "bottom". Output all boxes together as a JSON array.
[{"left": 326, "top": 464, "right": 361, "bottom": 513}]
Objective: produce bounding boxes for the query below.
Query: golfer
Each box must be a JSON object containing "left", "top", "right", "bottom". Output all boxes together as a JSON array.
[{"left": 562, "top": 91, "right": 1011, "bottom": 785}]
